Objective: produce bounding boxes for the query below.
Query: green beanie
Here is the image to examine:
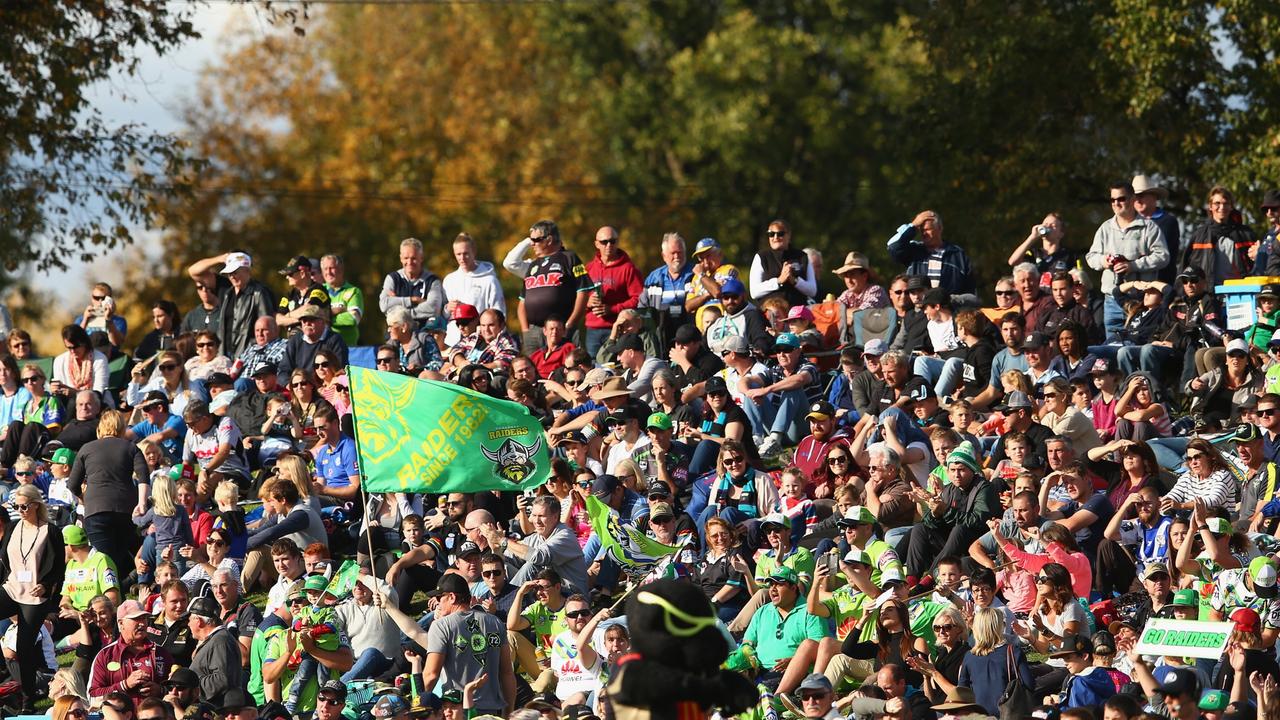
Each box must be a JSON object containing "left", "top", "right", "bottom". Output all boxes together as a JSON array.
[{"left": 946, "top": 441, "right": 982, "bottom": 474}]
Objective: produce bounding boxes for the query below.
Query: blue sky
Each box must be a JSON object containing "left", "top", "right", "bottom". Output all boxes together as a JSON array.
[{"left": 35, "top": 3, "right": 249, "bottom": 309}]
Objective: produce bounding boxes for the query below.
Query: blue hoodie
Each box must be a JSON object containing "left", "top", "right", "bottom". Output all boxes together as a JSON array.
[{"left": 1062, "top": 666, "right": 1116, "bottom": 710}]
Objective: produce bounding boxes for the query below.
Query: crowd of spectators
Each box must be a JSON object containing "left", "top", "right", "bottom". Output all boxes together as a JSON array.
[{"left": 5, "top": 177, "right": 1280, "bottom": 720}]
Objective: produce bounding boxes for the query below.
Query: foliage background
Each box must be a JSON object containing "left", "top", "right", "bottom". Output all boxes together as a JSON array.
[{"left": 10, "top": 1, "right": 1280, "bottom": 347}]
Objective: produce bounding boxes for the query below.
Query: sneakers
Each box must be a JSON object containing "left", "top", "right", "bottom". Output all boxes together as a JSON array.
[
  {"left": 758, "top": 433, "right": 785, "bottom": 457},
  {"left": 776, "top": 692, "right": 803, "bottom": 718}
]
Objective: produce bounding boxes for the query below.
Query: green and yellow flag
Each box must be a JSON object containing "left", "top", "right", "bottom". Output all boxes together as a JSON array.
[
  {"left": 348, "top": 367, "right": 551, "bottom": 493},
  {"left": 584, "top": 495, "right": 680, "bottom": 572}
]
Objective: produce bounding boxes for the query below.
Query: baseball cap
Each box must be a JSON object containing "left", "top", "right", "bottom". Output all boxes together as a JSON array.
[
  {"left": 806, "top": 400, "right": 835, "bottom": 421},
  {"left": 277, "top": 255, "right": 311, "bottom": 276},
  {"left": 1157, "top": 667, "right": 1201, "bottom": 696},
  {"left": 785, "top": 306, "right": 814, "bottom": 323},
  {"left": 922, "top": 288, "right": 951, "bottom": 307},
  {"left": 206, "top": 371, "right": 234, "bottom": 387},
  {"left": 317, "top": 679, "right": 348, "bottom": 702},
  {"left": 760, "top": 512, "right": 792, "bottom": 531},
  {"left": 1227, "top": 338, "right": 1251, "bottom": 357},
  {"left": 798, "top": 673, "right": 833, "bottom": 694},
  {"left": 1249, "top": 556, "right": 1278, "bottom": 598},
  {"left": 766, "top": 566, "right": 799, "bottom": 585},
  {"left": 615, "top": 335, "right": 645, "bottom": 354},
  {"left": 693, "top": 237, "right": 720, "bottom": 255},
  {"left": 1177, "top": 266, "right": 1207, "bottom": 281},
  {"left": 372, "top": 694, "right": 410, "bottom": 718},
  {"left": 880, "top": 566, "right": 905, "bottom": 587},
  {"left": 166, "top": 668, "right": 200, "bottom": 689},
  {"left": 1260, "top": 284, "right": 1280, "bottom": 300},
  {"left": 719, "top": 277, "right": 746, "bottom": 297},
  {"left": 294, "top": 305, "right": 328, "bottom": 322},
  {"left": 704, "top": 376, "right": 729, "bottom": 395},
  {"left": 1262, "top": 190, "right": 1280, "bottom": 210},
  {"left": 62, "top": 525, "right": 87, "bottom": 546},
  {"left": 650, "top": 503, "right": 675, "bottom": 523},
  {"left": 581, "top": 367, "right": 612, "bottom": 388},
  {"left": 842, "top": 548, "right": 871, "bottom": 566},
  {"left": 251, "top": 361, "right": 279, "bottom": 377},
  {"left": 646, "top": 412, "right": 672, "bottom": 431},
  {"left": 591, "top": 474, "right": 620, "bottom": 498},
  {"left": 187, "top": 596, "right": 221, "bottom": 620},
  {"left": 221, "top": 252, "right": 252, "bottom": 274},
  {"left": 426, "top": 573, "right": 472, "bottom": 600},
  {"left": 1170, "top": 588, "right": 1199, "bottom": 607},
  {"left": 1235, "top": 422, "right": 1263, "bottom": 444},
  {"left": 440, "top": 690, "right": 463, "bottom": 705},
  {"left": 50, "top": 447, "right": 75, "bottom": 465},
  {"left": 285, "top": 579, "right": 307, "bottom": 602},
  {"left": 863, "top": 339, "right": 888, "bottom": 356},
  {"left": 456, "top": 541, "right": 482, "bottom": 559},
  {"left": 1205, "top": 516, "right": 1233, "bottom": 536},
  {"left": 139, "top": 390, "right": 168, "bottom": 410},
  {"left": 1108, "top": 617, "right": 1139, "bottom": 635},
  {"left": 1000, "top": 390, "right": 1034, "bottom": 411},
  {"left": 1089, "top": 358, "right": 1113, "bottom": 374},
  {"left": 646, "top": 480, "right": 671, "bottom": 499},
  {"left": 836, "top": 506, "right": 877, "bottom": 527},
  {"left": 673, "top": 324, "right": 703, "bottom": 345},
  {"left": 1049, "top": 632, "right": 1093, "bottom": 658},
  {"left": 117, "top": 600, "right": 150, "bottom": 622},
  {"left": 1199, "top": 689, "right": 1229, "bottom": 712},
  {"left": 1022, "top": 332, "right": 1050, "bottom": 351},
  {"left": 561, "top": 705, "right": 600, "bottom": 720},
  {"left": 721, "top": 335, "right": 750, "bottom": 356},
  {"left": 1141, "top": 564, "right": 1171, "bottom": 581},
  {"left": 304, "top": 574, "right": 329, "bottom": 593},
  {"left": 772, "top": 332, "right": 801, "bottom": 351},
  {"left": 258, "top": 703, "right": 291, "bottom": 720},
  {"left": 1230, "top": 607, "right": 1261, "bottom": 634},
  {"left": 562, "top": 430, "right": 587, "bottom": 445},
  {"left": 1090, "top": 630, "right": 1116, "bottom": 655},
  {"left": 218, "top": 689, "right": 254, "bottom": 714},
  {"left": 905, "top": 275, "right": 928, "bottom": 291},
  {"left": 450, "top": 303, "right": 479, "bottom": 322}
]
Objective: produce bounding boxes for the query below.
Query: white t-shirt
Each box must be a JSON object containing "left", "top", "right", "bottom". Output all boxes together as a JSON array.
[
  {"left": 3, "top": 623, "right": 55, "bottom": 671},
  {"left": 549, "top": 629, "right": 603, "bottom": 702},
  {"left": 718, "top": 363, "right": 770, "bottom": 406}
]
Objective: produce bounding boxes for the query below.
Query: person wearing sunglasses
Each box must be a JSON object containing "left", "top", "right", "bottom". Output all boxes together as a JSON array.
[
  {"left": 280, "top": 304, "right": 350, "bottom": 382},
  {"left": 545, "top": 594, "right": 605, "bottom": 703},
  {"left": 739, "top": 566, "right": 823, "bottom": 694},
  {"left": 1086, "top": 180, "right": 1170, "bottom": 337},
  {"left": 51, "top": 695, "right": 91, "bottom": 720},
  {"left": 747, "top": 219, "right": 816, "bottom": 308},
  {"left": 1038, "top": 376, "right": 1101, "bottom": 457},
  {"left": 582, "top": 226, "right": 643, "bottom": 359},
  {"left": 0, "top": 484, "right": 61, "bottom": 710}
]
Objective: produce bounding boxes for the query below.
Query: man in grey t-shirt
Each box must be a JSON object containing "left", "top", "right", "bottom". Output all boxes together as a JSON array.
[{"left": 380, "top": 574, "right": 515, "bottom": 716}]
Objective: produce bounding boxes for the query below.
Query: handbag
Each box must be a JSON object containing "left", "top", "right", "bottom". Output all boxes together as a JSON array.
[{"left": 998, "top": 643, "right": 1035, "bottom": 720}]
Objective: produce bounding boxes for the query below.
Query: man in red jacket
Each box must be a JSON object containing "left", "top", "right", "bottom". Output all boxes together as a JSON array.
[
  {"left": 89, "top": 600, "right": 175, "bottom": 702},
  {"left": 584, "top": 226, "right": 643, "bottom": 358}
]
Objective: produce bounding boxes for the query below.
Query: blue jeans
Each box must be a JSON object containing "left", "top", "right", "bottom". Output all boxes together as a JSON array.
[
  {"left": 341, "top": 647, "right": 393, "bottom": 683},
  {"left": 884, "top": 526, "right": 911, "bottom": 553},
  {"left": 913, "top": 356, "right": 965, "bottom": 397},
  {"left": 582, "top": 533, "right": 620, "bottom": 592},
  {"left": 1148, "top": 437, "right": 1190, "bottom": 472},
  {"left": 1087, "top": 344, "right": 1123, "bottom": 364},
  {"left": 584, "top": 328, "right": 611, "bottom": 360},
  {"left": 741, "top": 388, "right": 808, "bottom": 442},
  {"left": 871, "top": 407, "right": 931, "bottom": 451},
  {"left": 689, "top": 440, "right": 721, "bottom": 480},
  {"left": 1103, "top": 294, "right": 1125, "bottom": 339}
]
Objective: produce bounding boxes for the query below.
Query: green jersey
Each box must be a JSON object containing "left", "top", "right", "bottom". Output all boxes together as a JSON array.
[
  {"left": 326, "top": 282, "right": 365, "bottom": 346},
  {"left": 820, "top": 586, "right": 873, "bottom": 642},
  {"left": 755, "top": 547, "right": 815, "bottom": 588},
  {"left": 62, "top": 550, "right": 118, "bottom": 611},
  {"left": 521, "top": 601, "right": 567, "bottom": 651}
]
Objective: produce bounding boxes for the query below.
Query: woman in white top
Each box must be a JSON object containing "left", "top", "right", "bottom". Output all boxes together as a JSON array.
[
  {"left": 125, "top": 350, "right": 195, "bottom": 418},
  {"left": 52, "top": 325, "right": 108, "bottom": 397},
  {"left": 184, "top": 330, "right": 232, "bottom": 382},
  {"left": 0, "top": 485, "right": 64, "bottom": 710}
]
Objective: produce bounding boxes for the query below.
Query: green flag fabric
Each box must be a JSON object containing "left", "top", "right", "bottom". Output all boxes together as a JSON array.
[
  {"left": 349, "top": 366, "right": 551, "bottom": 493},
  {"left": 584, "top": 495, "right": 680, "bottom": 572},
  {"left": 325, "top": 559, "right": 360, "bottom": 600}
]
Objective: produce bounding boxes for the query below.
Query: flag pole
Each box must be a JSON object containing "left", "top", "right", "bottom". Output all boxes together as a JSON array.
[{"left": 347, "top": 369, "right": 380, "bottom": 573}]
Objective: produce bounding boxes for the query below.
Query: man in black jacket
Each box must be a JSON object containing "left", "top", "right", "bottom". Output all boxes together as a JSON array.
[
  {"left": 186, "top": 252, "right": 277, "bottom": 358},
  {"left": 187, "top": 597, "right": 247, "bottom": 707},
  {"left": 888, "top": 275, "right": 929, "bottom": 354},
  {"left": 1117, "top": 265, "right": 1223, "bottom": 394},
  {"left": 279, "top": 306, "right": 349, "bottom": 378}
]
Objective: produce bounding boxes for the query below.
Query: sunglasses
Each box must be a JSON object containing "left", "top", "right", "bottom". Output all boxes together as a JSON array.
[
  {"left": 722, "top": 455, "right": 744, "bottom": 464},
  {"left": 319, "top": 698, "right": 343, "bottom": 706},
  {"left": 800, "top": 692, "right": 830, "bottom": 702},
  {"left": 1110, "top": 196, "right": 1130, "bottom": 205},
  {"left": 994, "top": 290, "right": 1017, "bottom": 296},
  {"left": 932, "top": 624, "right": 956, "bottom": 632},
  {"left": 1036, "top": 575, "right": 1052, "bottom": 584},
  {"left": 597, "top": 238, "right": 619, "bottom": 246},
  {"left": 207, "top": 539, "right": 227, "bottom": 547},
  {"left": 92, "top": 295, "right": 107, "bottom": 302},
  {"left": 14, "top": 504, "right": 31, "bottom": 512},
  {"left": 196, "top": 342, "right": 217, "bottom": 348},
  {"left": 1258, "top": 408, "right": 1277, "bottom": 417},
  {"left": 13, "top": 471, "right": 32, "bottom": 477},
  {"left": 314, "top": 361, "right": 331, "bottom": 369},
  {"left": 376, "top": 357, "right": 395, "bottom": 365},
  {"left": 535, "top": 584, "right": 553, "bottom": 592},
  {"left": 565, "top": 609, "right": 592, "bottom": 619},
  {"left": 289, "top": 597, "right": 307, "bottom": 606},
  {"left": 767, "top": 231, "right": 787, "bottom": 237},
  {"left": 21, "top": 377, "right": 41, "bottom": 384},
  {"left": 651, "top": 516, "right": 674, "bottom": 524},
  {"left": 826, "top": 455, "right": 849, "bottom": 464},
  {"left": 1185, "top": 453, "right": 1206, "bottom": 461},
  {"left": 481, "top": 570, "right": 504, "bottom": 578}
]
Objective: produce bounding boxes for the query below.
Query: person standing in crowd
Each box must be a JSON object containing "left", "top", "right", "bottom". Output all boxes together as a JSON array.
[
  {"left": 187, "top": 252, "right": 277, "bottom": 358},
  {"left": 1008, "top": 213, "right": 1074, "bottom": 273},
  {"left": 750, "top": 220, "right": 817, "bottom": 308},
  {"left": 639, "top": 232, "right": 692, "bottom": 355},
  {"left": 319, "top": 254, "right": 365, "bottom": 347},
  {"left": 1131, "top": 175, "right": 1182, "bottom": 284},
  {"left": 1180, "top": 185, "right": 1256, "bottom": 287},
  {"left": 685, "top": 237, "right": 739, "bottom": 317},
  {"left": 379, "top": 237, "right": 445, "bottom": 327},
  {"left": 274, "top": 255, "right": 331, "bottom": 336},
  {"left": 505, "top": 220, "right": 592, "bottom": 353},
  {"left": 442, "top": 234, "right": 505, "bottom": 348},
  {"left": 1086, "top": 181, "right": 1170, "bottom": 337},
  {"left": 68, "top": 410, "right": 148, "bottom": 577},
  {"left": 886, "top": 210, "right": 975, "bottom": 295},
  {"left": 583, "top": 226, "right": 643, "bottom": 358}
]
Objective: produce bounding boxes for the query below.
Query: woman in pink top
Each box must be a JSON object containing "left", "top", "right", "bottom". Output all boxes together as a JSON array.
[{"left": 992, "top": 522, "right": 1092, "bottom": 601}]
